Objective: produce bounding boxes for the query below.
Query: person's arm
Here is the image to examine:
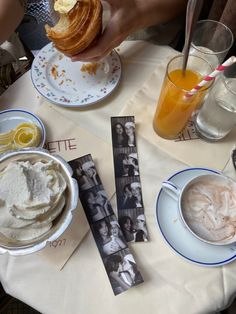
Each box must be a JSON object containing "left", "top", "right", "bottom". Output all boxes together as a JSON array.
[
  {"left": 71, "top": 0, "right": 188, "bottom": 62},
  {"left": 129, "top": 159, "right": 139, "bottom": 172},
  {"left": 122, "top": 194, "right": 129, "bottom": 206},
  {"left": 0, "top": 0, "right": 25, "bottom": 44},
  {"left": 138, "top": 222, "right": 148, "bottom": 240},
  {"left": 114, "top": 237, "right": 126, "bottom": 249},
  {"left": 91, "top": 168, "right": 99, "bottom": 185},
  {"left": 109, "top": 271, "right": 132, "bottom": 289}
]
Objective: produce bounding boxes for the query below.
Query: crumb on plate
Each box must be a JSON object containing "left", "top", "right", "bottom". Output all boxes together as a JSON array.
[{"left": 80, "top": 62, "right": 100, "bottom": 75}]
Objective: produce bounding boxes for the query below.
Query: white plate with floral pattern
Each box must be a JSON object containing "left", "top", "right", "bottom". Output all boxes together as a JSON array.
[
  {"left": 156, "top": 167, "right": 236, "bottom": 267},
  {"left": 31, "top": 43, "right": 122, "bottom": 108}
]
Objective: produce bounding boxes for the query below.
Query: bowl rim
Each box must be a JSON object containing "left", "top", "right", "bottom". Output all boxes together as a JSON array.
[{"left": 0, "top": 147, "right": 79, "bottom": 255}]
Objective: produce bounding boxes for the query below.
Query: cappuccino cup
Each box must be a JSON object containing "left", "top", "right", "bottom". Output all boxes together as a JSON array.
[{"left": 162, "top": 173, "right": 236, "bottom": 245}]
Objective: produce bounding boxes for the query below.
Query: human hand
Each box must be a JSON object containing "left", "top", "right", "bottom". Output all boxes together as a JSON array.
[
  {"left": 70, "top": 0, "right": 188, "bottom": 62},
  {"left": 91, "top": 168, "right": 98, "bottom": 183},
  {"left": 139, "top": 222, "right": 147, "bottom": 233},
  {"left": 128, "top": 159, "right": 136, "bottom": 167},
  {"left": 71, "top": 0, "right": 143, "bottom": 62},
  {"left": 109, "top": 270, "right": 120, "bottom": 281}
]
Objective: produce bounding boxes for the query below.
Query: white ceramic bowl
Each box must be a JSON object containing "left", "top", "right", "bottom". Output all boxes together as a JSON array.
[{"left": 0, "top": 148, "right": 78, "bottom": 255}]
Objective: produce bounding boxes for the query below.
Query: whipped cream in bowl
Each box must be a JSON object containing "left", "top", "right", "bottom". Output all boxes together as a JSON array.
[{"left": 0, "top": 148, "right": 78, "bottom": 255}]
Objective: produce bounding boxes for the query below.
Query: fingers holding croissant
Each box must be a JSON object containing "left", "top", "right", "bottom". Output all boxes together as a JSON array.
[
  {"left": 45, "top": 0, "right": 103, "bottom": 56},
  {"left": 46, "top": 0, "right": 188, "bottom": 62}
]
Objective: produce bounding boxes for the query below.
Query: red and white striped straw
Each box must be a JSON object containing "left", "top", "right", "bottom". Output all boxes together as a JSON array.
[{"left": 185, "top": 56, "right": 236, "bottom": 98}]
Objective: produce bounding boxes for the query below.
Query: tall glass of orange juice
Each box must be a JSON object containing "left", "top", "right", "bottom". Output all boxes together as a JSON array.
[{"left": 153, "top": 54, "right": 213, "bottom": 139}]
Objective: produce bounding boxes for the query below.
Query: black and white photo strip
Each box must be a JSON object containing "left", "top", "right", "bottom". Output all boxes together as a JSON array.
[
  {"left": 79, "top": 186, "right": 113, "bottom": 224},
  {"left": 104, "top": 248, "right": 143, "bottom": 296},
  {"left": 111, "top": 116, "right": 136, "bottom": 149},
  {"left": 113, "top": 146, "right": 139, "bottom": 178},
  {"left": 91, "top": 214, "right": 127, "bottom": 257},
  {"left": 116, "top": 177, "right": 143, "bottom": 210},
  {"left": 111, "top": 116, "right": 149, "bottom": 243},
  {"left": 69, "top": 154, "right": 144, "bottom": 295},
  {"left": 116, "top": 178, "right": 148, "bottom": 242},
  {"left": 69, "top": 157, "right": 101, "bottom": 192}
]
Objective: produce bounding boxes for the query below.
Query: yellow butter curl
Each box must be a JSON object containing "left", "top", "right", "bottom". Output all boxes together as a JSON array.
[{"left": 0, "top": 122, "right": 42, "bottom": 153}]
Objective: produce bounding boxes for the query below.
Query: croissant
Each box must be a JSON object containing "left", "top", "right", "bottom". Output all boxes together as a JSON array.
[{"left": 45, "top": 0, "right": 102, "bottom": 56}]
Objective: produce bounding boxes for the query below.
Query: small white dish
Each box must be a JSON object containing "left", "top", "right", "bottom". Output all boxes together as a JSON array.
[
  {"left": 31, "top": 42, "right": 122, "bottom": 108},
  {"left": 0, "top": 109, "right": 46, "bottom": 148},
  {"left": 156, "top": 167, "right": 236, "bottom": 267}
]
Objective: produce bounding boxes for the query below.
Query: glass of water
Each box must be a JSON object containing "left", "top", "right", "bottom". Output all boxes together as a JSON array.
[
  {"left": 195, "top": 65, "right": 236, "bottom": 141},
  {"left": 190, "top": 20, "right": 234, "bottom": 68}
]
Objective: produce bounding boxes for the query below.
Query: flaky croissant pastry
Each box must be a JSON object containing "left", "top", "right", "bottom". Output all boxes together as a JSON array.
[{"left": 45, "top": 0, "right": 102, "bottom": 56}]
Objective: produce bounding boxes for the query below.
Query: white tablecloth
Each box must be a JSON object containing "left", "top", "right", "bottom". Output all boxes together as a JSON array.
[{"left": 0, "top": 41, "right": 236, "bottom": 314}]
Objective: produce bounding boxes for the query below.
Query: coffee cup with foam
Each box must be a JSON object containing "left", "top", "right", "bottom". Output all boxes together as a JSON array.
[{"left": 162, "top": 173, "right": 236, "bottom": 245}]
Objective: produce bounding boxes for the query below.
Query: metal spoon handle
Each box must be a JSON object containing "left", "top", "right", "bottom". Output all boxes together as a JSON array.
[{"left": 182, "top": 0, "right": 203, "bottom": 74}]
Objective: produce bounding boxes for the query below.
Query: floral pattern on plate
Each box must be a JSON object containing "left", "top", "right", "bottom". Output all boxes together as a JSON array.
[{"left": 31, "top": 43, "right": 122, "bottom": 107}]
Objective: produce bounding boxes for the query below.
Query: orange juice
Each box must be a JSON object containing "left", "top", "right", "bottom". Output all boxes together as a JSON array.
[{"left": 153, "top": 69, "right": 205, "bottom": 139}]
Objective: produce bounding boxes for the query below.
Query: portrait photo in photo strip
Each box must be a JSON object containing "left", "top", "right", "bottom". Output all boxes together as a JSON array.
[
  {"left": 69, "top": 154, "right": 144, "bottom": 295},
  {"left": 91, "top": 214, "right": 127, "bottom": 257},
  {"left": 119, "top": 209, "right": 148, "bottom": 243},
  {"left": 70, "top": 158, "right": 101, "bottom": 191},
  {"left": 111, "top": 116, "right": 149, "bottom": 243},
  {"left": 79, "top": 186, "right": 113, "bottom": 224},
  {"left": 104, "top": 248, "right": 143, "bottom": 296},
  {"left": 114, "top": 147, "right": 139, "bottom": 178}
]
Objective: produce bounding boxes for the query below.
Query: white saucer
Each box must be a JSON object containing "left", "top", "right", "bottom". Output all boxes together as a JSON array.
[
  {"left": 0, "top": 109, "right": 46, "bottom": 148},
  {"left": 31, "top": 43, "right": 122, "bottom": 108},
  {"left": 156, "top": 167, "right": 236, "bottom": 267}
]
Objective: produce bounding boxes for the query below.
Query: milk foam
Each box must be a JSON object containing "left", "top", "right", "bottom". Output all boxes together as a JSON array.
[{"left": 182, "top": 176, "right": 236, "bottom": 243}]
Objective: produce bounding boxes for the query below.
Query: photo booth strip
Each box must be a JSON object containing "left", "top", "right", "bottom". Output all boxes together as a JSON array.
[
  {"left": 232, "top": 148, "right": 236, "bottom": 170},
  {"left": 69, "top": 154, "right": 144, "bottom": 296},
  {"left": 111, "top": 116, "right": 149, "bottom": 243}
]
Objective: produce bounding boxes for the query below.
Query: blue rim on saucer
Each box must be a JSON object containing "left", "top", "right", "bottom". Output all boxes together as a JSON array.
[
  {"left": 156, "top": 167, "right": 236, "bottom": 267},
  {"left": 0, "top": 109, "right": 46, "bottom": 148}
]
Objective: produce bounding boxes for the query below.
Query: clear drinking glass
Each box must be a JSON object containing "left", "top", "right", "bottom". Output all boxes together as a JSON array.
[
  {"left": 189, "top": 20, "right": 234, "bottom": 68},
  {"left": 153, "top": 54, "right": 213, "bottom": 140},
  {"left": 195, "top": 65, "right": 236, "bottom": 141}
]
